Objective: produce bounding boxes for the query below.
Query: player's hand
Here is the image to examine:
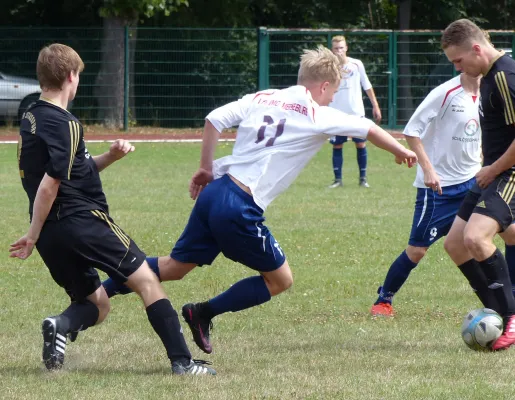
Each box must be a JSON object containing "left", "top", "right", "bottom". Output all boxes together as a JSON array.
[
  {"left": 109, "top": 139, "right": 135, "bottom": 161},
  {"left": 395, "top": 149, "right": 417, "bottom": 168},
  {"left": 373, "top": 106, "right": 382, "bottom": 124},
  {"left": 424, "top": 169, "right": 443, "bottom": 195},
  {"left": 189, "top": 168, "right": 214, "bottom": 200},
  {"left": 9, "top": 234, "right": 37, "bottom": 260},
  {"left": 476, "top": 166, "right": 497, "bottom": 189}
]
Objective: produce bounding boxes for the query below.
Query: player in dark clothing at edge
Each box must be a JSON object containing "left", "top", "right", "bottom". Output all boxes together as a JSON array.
[
  {"left": 442, "top": 19, "right": 515, "bottom": 350},
  {"left": 9, "top": 43, "right": 215, "bottom": 375}
]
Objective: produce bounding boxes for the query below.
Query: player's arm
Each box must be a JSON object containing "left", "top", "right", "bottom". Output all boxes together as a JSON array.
[
  {"left": 403, "top": 90, "right": 442, "bottom": 193},
  {"left": 10, "top": 119, "right": 74, "bottom": 259},
  {"left": 320, "top": 110, "right": 416, "bottom": 166},
  {"left": 366, "top": 125, "right": 417, "bottom": 167},
  {"left": 405, "top": 137, "right": 442, "bottom": 194},
  {"left": 93, "top": 139, "right": 135, "bottom": 172},
  {"left": 9, "top": 174, "right": 61, "bottom": 260},
  {"left": 358, "top": 60, "right": 381, "bottom": 123},
  {"left": 189, "top": 93, "right": 254, "bottom": 199},
  {"left": 477, "top": 71, "right": 515, "bottom": 187}
]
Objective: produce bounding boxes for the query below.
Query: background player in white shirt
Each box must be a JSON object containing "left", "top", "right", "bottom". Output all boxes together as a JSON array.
[
  {"left": 370, "top": 73, "right": 482, "bottom": 316},
  {"left": 328, "top": 35, "right": 382, "bottom": 188},
  {"left": 102, "top": 46, "right": 417, "bottom": 355}
]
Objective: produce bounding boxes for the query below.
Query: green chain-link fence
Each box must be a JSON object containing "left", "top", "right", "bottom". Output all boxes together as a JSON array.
[{"left": 0, "top": 27, "right": 513, "bottom": 129}]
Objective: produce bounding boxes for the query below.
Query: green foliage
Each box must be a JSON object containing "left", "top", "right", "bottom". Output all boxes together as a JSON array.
[{"left": 100, "top": 0, "right": 189, "bottom": 19}]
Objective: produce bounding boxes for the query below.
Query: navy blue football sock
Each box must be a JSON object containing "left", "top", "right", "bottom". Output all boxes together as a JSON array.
[
  {"left": 332, "top": 147, "right": 343, "bottom": 180},
  {"left": 375, "top": 250, "right": 418, "bottom": 304},
  {"left": 357, "top": 147, "right": 367, "bottom": 179},
  {"left": 504, "top": 244, "right": 515, "bottom": 294},
  {"left": 208, "top": 276, "right": 272, "bottom": 317}
]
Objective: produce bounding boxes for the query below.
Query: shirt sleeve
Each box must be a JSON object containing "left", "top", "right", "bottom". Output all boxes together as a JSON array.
[
  {"left": 40, "top": 118, "right": 81, "bottom": 180},
  {"left": 206, "top": 93, "right": 257, "bottom": 132},
  {"left": 317, "top": 107, "right": 374, "bottom": 138},
  {"left": 494, "top": 70, "right": 515, "bottom": 126},
  {"left": 357, "top": 60, "right": 373, "bottom": 91},
  {"left": 403, "top": 86, "right": 443, "bottom": 138}
]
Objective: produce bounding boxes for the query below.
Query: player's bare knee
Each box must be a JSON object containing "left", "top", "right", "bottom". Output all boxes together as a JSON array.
[
  {"left": 499, "top": 224, "right": 515, "bottom": 245},
  {"left": 463, "top": 231, "right": 486, "bottom": 256},
  {"left": 96, "top": 300, "right": 110, "bottom": 324},
  {"left": 159, "top": 256, "right": 195, "bottom": 281},
  {"left": 406, "top": 246, "right": 427, "bottom": 263}
]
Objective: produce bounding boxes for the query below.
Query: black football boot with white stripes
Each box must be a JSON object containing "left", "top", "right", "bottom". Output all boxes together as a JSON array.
[
  {"left": 42, "top": 317, "right": 67, "bottom": 370},
  {"left": 171, "top": 359, "right": 216, "bottom": 375}
]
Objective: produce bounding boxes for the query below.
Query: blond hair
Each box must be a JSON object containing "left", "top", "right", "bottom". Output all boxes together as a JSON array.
[
  {"left": 331, "top": 35, "right": 346, "bottom": 44},
  {"left": 298, "top": 45, "right": 342, "bottom": 85},
  {"left": 441, "top": 19, "right": 488, "bottom": 49},
  {"left": 37, "top": 43, "right": 84, "bottom": 90}
]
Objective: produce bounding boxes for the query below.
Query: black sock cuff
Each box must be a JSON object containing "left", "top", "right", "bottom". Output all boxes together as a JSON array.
[
  {"left": 146, "top": 298, "right": 176, "bottom": 318},
  {"left": 480, "top": 248, "right": 503, "bottom": 266}
]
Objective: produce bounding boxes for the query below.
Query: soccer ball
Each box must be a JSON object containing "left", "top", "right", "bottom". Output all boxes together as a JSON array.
[{"left": 461, "top": 308, "right": 503, "bottom": 351}]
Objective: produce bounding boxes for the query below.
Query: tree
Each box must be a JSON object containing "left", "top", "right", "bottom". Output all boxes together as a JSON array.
[{"left": 95, "top": 0, "right": 188, "bottom": 128}]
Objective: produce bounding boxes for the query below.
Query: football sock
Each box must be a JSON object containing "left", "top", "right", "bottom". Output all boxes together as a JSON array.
[
  {"left": 504, "top": 244, "right": 515, "bottom": 294},
  {"left": 146, "top": 298, "right": 191, "bottom": 363},
  {"left": 102, "top": 257, "right": 160, "bottom": 298},
  {"left": 58, "top": 300, "right": 99, "bottom": 334},
  {"left": 332, "top": 147, "right": 343, "bottom": 181},
  {"left": 375, "top": 250, "right": 417, "bottom": 304},
  {"left": 207, "top": 276, "right": 272, "bottom": 317},
  {"left": 478, "top": 248, "right": 515, "bottom": 317},
  {"left": 357, "top": 146, "right": 367, "bottom": 179},
  {"left": 458, "top": 258, "right": 500, "bottom": 312}
]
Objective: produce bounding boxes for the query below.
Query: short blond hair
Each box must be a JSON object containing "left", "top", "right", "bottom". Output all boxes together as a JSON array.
[
  {"left": 298, "top": 45, "right": 342, "bottom": 85},
  {"left": 331, "top": 35, "right": 346, "bottom": 44},
  {"left": 441, "top": 19, "right": 488, "bottom": 49},
  {"left": 37, "top": 43, "right": 84, "bottom": 90}
]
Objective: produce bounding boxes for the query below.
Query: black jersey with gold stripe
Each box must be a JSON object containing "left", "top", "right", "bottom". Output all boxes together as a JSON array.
[
  {"left": 479, "top": 53, "right": 515, "bottom": 167},
  {"left": 18, "top": 100, "right": 108, "bottom": 221}
]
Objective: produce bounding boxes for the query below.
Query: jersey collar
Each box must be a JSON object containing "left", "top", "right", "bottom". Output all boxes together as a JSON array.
[
  {"left": 484, "top": 50, "right": 505, "bottom": 76},
  {"left": 39, "top": 96, "right": 70, "bottom": 113}
]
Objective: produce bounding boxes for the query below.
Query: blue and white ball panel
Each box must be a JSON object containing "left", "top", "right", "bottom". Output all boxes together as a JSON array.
[
  {"left": 408, "top": 178, "right": 475, "bottom": 247},
  {"left": 171, "top": 175, "right": 286, "bottom": 272}
]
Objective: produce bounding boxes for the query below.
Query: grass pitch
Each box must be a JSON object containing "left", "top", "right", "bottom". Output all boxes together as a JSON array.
[{"left": 1, "top": 142, "right": 515, "bottom": 399}]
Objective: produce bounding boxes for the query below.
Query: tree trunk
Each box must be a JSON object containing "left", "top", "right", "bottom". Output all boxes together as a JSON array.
[
  {"left": 397, "top": 0, "right": 413, "bottom": 124},
  {"left": 94, "top": 16, "right": 134, "bottom": 129}
]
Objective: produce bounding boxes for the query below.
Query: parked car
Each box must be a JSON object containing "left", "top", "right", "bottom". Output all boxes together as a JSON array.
[{"left": 0, "top": 72, "right": 41, "bottom": 122}]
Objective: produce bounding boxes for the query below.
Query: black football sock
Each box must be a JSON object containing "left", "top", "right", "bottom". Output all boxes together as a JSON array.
[
  {"left": 458, "top": 258, "right": 500, "bottom": 312},
  {"left": 478, "top": 248, "right": 515, "bottom": 317},
  {"left": 58, "top": 300, "right": 100, "bottom": 334},
  {"left": 147, "top": 298, "right": 191, "bottom": 364}
]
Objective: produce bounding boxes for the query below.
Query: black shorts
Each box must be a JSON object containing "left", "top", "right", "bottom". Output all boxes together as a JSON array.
[
  {"left": 457, "top": 171, "right": 515, "bottom": 231},
  {"left": 36, "top": 210, "right": 146, "bottom": 301}
]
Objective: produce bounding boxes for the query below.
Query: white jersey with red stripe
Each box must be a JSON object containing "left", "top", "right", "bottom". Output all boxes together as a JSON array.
[
  {"left": 328, "top": 57, "right": 372, "bottom": 117},
  {"left": 404, "top": 75, "right": 481, "bottom": 188},
  {"left": 206, "top": 85, "right": 374, "bottom": 210}
]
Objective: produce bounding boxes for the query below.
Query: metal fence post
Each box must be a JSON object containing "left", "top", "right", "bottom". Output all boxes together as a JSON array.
[
  {"left": 258, "top": 27, "right": 270, "bottom": 90},
  {"left": 389, "top": 31, "right": 398, "bottom": 129},
  {"left": 123, "top": 25, "right": 129, "bottom": 132}
]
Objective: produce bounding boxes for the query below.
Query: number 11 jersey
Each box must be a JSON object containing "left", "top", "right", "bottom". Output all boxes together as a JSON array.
[{"left": 207, "top": 85, "right": 374, "bottom": 211}]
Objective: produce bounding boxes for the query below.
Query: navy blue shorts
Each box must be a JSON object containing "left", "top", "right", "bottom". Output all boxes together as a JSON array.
[
  {"left": 330, "top": 136, "right": 367, "bottom": 145},
  {"left": 408, "top": 178, "right": 476, "bottom": 247},
  {"left": 171, "top": 175, "right": 286, "bottom": 272}
]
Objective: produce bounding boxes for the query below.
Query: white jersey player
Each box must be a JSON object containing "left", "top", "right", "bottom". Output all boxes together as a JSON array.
[
  {"left": 328, "top": 35, "right": 382, "bottom": 189},
  {"left": 371, "top": 73, "right": 481, "bottom": 317},
  {"left": 101, "top": 46, "right": 417, "bottom": 356}
]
